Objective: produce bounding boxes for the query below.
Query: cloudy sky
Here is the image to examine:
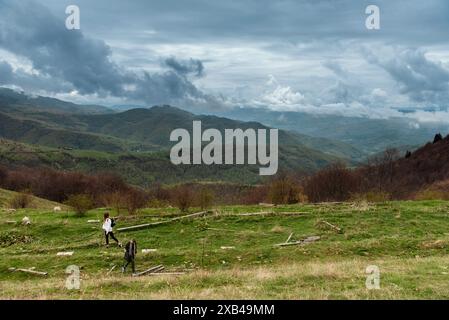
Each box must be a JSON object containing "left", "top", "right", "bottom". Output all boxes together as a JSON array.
[{"left": 1, "top": 0, "right": 449, "bottom": 121}]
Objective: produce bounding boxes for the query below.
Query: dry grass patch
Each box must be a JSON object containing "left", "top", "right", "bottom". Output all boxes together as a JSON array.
[{"left": 2, "top": 256, "right": 449, "bottom": 299}]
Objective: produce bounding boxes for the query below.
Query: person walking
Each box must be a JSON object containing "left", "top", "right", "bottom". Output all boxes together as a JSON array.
[
  {"left": 102, "top": 212, "right": 121, "bottom": 247},
  {"left": 122, "top": 239, "right": 137, "bottom": 274}
]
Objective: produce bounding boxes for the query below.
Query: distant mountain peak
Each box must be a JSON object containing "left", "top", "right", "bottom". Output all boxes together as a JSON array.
[{"left": 149, "top": 105, "right": 194, "bottom": 116}]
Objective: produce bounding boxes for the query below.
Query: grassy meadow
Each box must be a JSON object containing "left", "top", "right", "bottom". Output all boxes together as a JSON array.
[{"left": 1, "top": 195, "right": 449, "bottom": 299}]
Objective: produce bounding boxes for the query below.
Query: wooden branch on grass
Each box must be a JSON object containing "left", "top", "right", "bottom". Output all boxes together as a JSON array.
[
  {"left": 233, "top": 212, "right": 305, "bottom": 217},
  {"left": 107, "top": 265, "right": 116, "bottom": 275},
  {"left": 132, "top": 265, "right": 181, "bottom": 277},
  {"left": 118, "top": 211, "right": 210, "bottom": 232},
  {"left": 147, "top": 272, "right": 186, "bottom": 276},
  {"left": 236, "top": 211, "right": 273, "bottom": 216},
  {"left": 319, "top": 220, "right": 342, "bottom": 232},
  {"left": 9, "top": 267, "right": 48, "bottom": 276},
  {"left": 275, "top": 236, "right": 321, "bottom": 247},
  {"left": 132, "top": 265, "right": 164, "bottom": 277}
]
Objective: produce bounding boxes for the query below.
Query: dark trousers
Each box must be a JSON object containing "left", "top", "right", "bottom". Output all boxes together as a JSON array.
[
  {"left": 123, "top": 259, "right": 135, "bottom": 273},
  {"left": 105, "top": 231, "right": 119, "bottom": 245}
]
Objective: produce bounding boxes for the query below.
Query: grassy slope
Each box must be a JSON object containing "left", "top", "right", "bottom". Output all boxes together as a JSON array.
[
  {"left": 1, "top": 200, "right": 449, "bottom": 299},
  {"left": 0, "top": 112, "right": 158, "bottom": 153},
  {"left": 0, "top": 188, "right": 65, "bottom": 210},
  {"left": 0, "top": 138, "right": 336, "bottom": 186}
]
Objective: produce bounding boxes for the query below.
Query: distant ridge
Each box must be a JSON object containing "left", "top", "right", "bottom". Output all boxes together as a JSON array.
[{"left": 385, "top": 134, "right": 449, "bottom": 197}]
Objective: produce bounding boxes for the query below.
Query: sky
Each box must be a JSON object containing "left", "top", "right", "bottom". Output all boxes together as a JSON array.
[{"left": 1, "top": 0, "right": 449, "bottom": 122}]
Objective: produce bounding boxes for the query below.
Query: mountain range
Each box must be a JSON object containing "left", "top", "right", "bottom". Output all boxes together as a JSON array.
[
  {"left": 218, "top": 107, "right": 449, "bottom": 155},
  {"left": 0, "top": 87, "right": 444, "bottom": 186},
  {"left": 0, "top": 88, "right": 343, "bottom": 185}
]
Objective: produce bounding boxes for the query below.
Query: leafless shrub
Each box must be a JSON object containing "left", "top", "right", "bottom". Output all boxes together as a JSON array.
[
  {"left": 64, "top": 194, "right": 94, "bottom": 216},
  {"left": 9, "top": 191, "right": 33, "bottom": 209},
  {"left": 172, "top": 185, "right": 194, "bottom": 212},
  {"left": 269, "top": 173, "right": 302, "bottom": 205},
  {"left": 304, "top": 163, "right": 359, "bottom": 203},
  {"left": 197, "top": 188, "right": 215, "bottom": 210}
]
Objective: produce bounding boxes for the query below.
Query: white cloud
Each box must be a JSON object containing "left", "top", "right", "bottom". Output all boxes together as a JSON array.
[{"left": 261, "top": 85, "right": 305, "bottom": 107}]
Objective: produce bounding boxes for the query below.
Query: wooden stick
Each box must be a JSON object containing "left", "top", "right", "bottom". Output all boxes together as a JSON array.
[
  {"left": 118, "top": 211, "right": 209, "bottom": 232},
  {"left": 9, "top": 268, "right": 48, "bottom": 276},
  {"left": 277, "top": 212, "right": 306, "bottom": 216},
  {"left": 275, "top": 241, "right": 303, "bottom": 247},
  {"left": 147, "top": 272, "right": 186, "bottom": 276},
  {"left": 320, "top": 220, "right": 342, "bottom": 232},
  {"left": 227, "top": 212, "right": 305, "bottom": 217},
  {"left": 285, "top": 233, "right": 294, "bottom": 243},
  {"left": 236, "top": 212, "right": 272, "bottom": 216},
  {"left": 107, "top": 265, "right": 116, "bottom": 275},
  {"left": 152, "top": 266, "right": 165, "bottom": 273},
  {"left": 303, "top": 236, "right": 321, "bottom": 243},
  {"left": 275, "top": 236, "right": 321, "bottom": 247},
  {"left": 132, "top": 265, "right": 164, "bottom": 277}
]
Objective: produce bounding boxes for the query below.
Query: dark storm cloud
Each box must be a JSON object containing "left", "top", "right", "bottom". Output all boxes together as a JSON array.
[
  {"left": 0, "top": 0, "right": 214, "bottom": 107},
  {"left": 367, "top": 47, "right": 449, "bottom": 105},
  {"left": 164, "top": 57, "right": 204, "bottom": 77},
  {"left": 38, "top": 0, "right": 449, "bottom": 46},
  {"left": 1, "top": 0, "right": 449, "bottom": 117},
  {"left": 0, "top": 0, "right": 126, "bottom": 96}
]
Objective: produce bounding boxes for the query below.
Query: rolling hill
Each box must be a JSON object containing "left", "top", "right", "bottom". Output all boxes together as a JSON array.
[
  {"left": 0, "top": 89, "right": 364, "bottom": 161},
  {"left": 0, "top": 88, "right": 111, "bottom": 114},
  {"left": 386, "top": 134, "right": 449, "bottom": 197},
  {"left": 0, "top": 188, "right": 64, "bottom": 210},
  {"left": 0, "top": 89, "right": 355, "bottom": 185},
  {"left": 221, "top": 107, "right": 449, "bottom": 155}
]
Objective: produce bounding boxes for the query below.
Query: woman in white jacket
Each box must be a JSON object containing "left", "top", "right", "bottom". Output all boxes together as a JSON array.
[{"left": 102, "top": 212, "right": 121, "bottom": 247}]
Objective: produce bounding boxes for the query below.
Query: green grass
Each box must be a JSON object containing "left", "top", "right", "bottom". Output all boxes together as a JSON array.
[
  {"left": 1, "top": 200, "right": 449, "bottom": 299},
  {"left": 0, "top": 188, "right": 65, "bottom": 210}
]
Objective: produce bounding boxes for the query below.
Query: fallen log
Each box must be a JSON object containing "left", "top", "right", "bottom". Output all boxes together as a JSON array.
[
  {"left": 236, "top": 211, "right": 272, "bottom": 216},
  {"left": 152, "top": 266, "right": 165, "bottom": 273},
  {"left": 57, "top": 251, "right": 74, "bottom": 256},
  {"left": 318, "top": 220, "right": 342, "bottom": 232},
  {"left": 118, "top": 211, "right": 210, "bottom": 232},
  {"left": 232, "top": 212, "right": 305, "bottom": 217},
  {"left": 277, "top": 212, "right": 306, "bottom": 216},
  {"left": 9, "top": 267, "right": 48, "bottom": 276},
  {"left": 275, "top": 236, "right": 321, "bottom": 247},
  {"left": 147, "top": 272, "right": 186, "bottom": 276},
  {"left": 132, "top": 265, "right": 164, "bottom": 277},
  {"left": 259, "top": 203, "right": 275, "bottom": 207},
  {"left": 303, "top": 236, "right": 321, "bottom": 243},
  {"left": 142, "top": 249, "right": 158, "bottom": 254}
]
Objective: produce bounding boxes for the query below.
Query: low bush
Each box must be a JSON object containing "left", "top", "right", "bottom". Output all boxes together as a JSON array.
[
  {"left": 64, "top": 194, "right": 94, "bottom": 216},
  {"left": 197, "top": 188, "right": 215, "bottom": 210},
  {"left": 351, "top": 191, "right": 391, "bottom": 203},
  {"left": 9, "top": 191, "right": 33, "bottom": 209},
  {"left": 172, "top": 185, "right": 194, "bottom": 212},
  {"left": 414, "top": 189, "right": 449, "bottom": 201}
]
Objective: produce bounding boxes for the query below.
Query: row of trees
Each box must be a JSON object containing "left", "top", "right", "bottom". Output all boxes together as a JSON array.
[
  {"left": 0, "top": 154, "right": 398, "bottom": 214},
  {"left": 0, "top": 166, "right": 220, "bottom": 214},
  {"left": 261, "top": 148, "right": 404, "bottom": 204},
  {"left": 3, "top": 142, "right": 437, "bottom": 213}
]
